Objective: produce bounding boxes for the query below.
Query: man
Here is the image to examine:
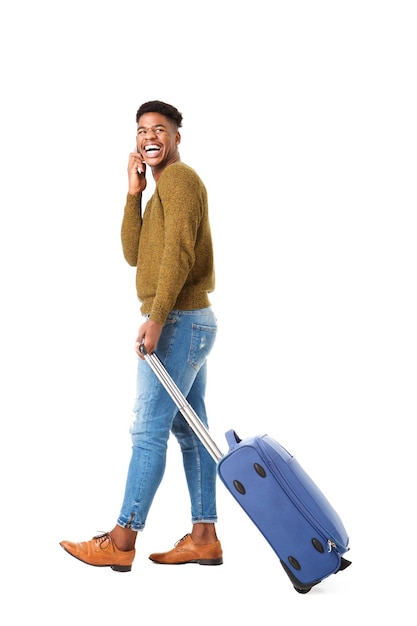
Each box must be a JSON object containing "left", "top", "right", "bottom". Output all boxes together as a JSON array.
[{"left": 60, "top": 100, "right": 222, "bottom": 571}]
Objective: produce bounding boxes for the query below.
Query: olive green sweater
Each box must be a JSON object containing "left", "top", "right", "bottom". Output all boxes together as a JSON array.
[{"left": 121, "top": 162, "right": 215, "bottom": 325}]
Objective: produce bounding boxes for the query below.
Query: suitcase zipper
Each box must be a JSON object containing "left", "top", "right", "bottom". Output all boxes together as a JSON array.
[{"left": 255, "top": 439, "right": 346, "bottom": 555}]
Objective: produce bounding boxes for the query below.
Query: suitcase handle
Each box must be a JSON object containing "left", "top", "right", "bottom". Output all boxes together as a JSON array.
[
  {"left": 138, "top": 343, "right": 148, "bottom": 356},
  {"left": 225, "top": 429, "right": 242, "bottom": 449},
  {"left": 138, "top": 344, "right": 223, "bottom": 462}
]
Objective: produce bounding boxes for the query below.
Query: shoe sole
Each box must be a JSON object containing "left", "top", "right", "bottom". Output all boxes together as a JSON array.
[{"left": 149, "top": 557, "right": 223, "bottom": 565}]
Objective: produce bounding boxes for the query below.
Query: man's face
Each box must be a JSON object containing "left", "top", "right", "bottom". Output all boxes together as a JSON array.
[{"left": 136, "top": 112, "right": 180, "bottom": 168}]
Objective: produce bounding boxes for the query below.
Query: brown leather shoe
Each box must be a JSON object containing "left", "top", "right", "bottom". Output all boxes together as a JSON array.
[
  {"left": 149, "top": 533, "right": 223, "bottom": 565},
  {"left": 60, "top": 532, "right": 135, "bottom": 572}
]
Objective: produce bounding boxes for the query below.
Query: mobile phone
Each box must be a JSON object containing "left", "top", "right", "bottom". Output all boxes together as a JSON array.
[{"left": 135, "top": 145, "right": 144, "bottom": 173}]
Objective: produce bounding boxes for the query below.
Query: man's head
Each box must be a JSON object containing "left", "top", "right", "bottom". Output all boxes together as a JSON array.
[
  {"left": 136, "top": 101, "right": 183, "bottom": 129},
  {"left": 135, "top": 101, "right": 182, "bottom": 177}
]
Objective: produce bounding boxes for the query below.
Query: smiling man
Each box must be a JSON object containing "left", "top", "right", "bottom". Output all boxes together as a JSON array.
[{"left": 60, "top": 100, "right": 222, "bottom": 572}]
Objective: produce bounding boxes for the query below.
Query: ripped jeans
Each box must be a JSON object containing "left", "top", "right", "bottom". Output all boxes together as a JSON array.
[{"left": 117, "top": 308, "right": 218, "bottom": 532}]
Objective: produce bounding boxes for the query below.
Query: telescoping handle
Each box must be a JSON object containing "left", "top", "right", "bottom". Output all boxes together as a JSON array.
[{"left": 139, "top": 344, "right": 223, "bottom": 463}]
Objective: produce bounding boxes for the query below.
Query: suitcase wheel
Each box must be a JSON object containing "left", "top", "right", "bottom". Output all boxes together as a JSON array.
[{"left": 281, "top": 561, "right": 314, "bottom": 594}]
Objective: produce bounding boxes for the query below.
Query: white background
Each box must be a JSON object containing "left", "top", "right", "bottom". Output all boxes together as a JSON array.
[{"left": 0, "top": 1, "right": 415, "bottom": 623}]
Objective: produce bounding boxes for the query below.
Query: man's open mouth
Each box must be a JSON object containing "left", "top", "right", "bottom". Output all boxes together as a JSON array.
[{"left": 144, "top": 144, "right": 161, "bottom": 155}]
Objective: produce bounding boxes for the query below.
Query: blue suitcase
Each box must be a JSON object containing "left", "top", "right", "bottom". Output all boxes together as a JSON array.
[
  {"left": 140, "top": 348, "right": 351, "bottom": 593},
  {"left": 217, "top": 430, "right": 351, "bottom": 593}
]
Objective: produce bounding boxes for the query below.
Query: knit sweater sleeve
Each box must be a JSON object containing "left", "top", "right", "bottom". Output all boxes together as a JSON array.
[{"left": 121, "top": 193, "right": 142, "bottom": 266}]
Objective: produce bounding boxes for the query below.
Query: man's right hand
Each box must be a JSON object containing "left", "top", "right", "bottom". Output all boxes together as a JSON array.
[
  {"left": 135, "top": 319, "right": 163, "bottom": 359},
  {"left": 128, "top": 151, "right": 147, "bottom": 195}
]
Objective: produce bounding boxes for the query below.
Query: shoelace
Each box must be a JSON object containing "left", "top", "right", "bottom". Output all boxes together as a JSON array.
[
  {"left": 93, "top": 532, "right": 112, "bottom": 548},
  {"left": 175, "top": 533, "right": 190, "bottom": 546}
]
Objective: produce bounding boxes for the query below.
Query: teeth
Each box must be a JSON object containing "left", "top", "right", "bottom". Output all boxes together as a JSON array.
[{"left": 145, "top": 145, "right": 159, "bottom": 152}]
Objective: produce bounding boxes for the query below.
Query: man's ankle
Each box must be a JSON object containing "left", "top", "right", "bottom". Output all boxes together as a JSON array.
[
  {"left": 191, "top": 523, "right": 218, "bottom": 544},
  {"left": 110, "top": 526, "right": 137, "bottom": 551}
]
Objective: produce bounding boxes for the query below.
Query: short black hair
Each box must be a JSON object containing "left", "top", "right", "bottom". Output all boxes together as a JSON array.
[{"left": 136, "top": 100, "right": 183, "bottom": 128}]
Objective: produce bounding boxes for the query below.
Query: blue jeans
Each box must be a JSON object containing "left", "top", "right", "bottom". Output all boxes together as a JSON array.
[{"left": 117, "top": 308, "right": 218, "bottom": 532}]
